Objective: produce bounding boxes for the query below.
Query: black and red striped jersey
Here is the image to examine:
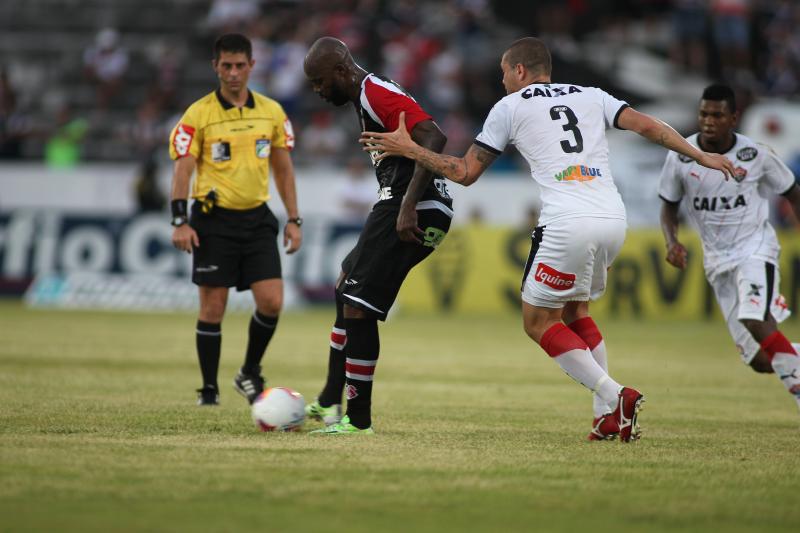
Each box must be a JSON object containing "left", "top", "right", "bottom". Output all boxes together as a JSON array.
[{"left": 357, "top": 73, "right": 452, "bottom": 208}]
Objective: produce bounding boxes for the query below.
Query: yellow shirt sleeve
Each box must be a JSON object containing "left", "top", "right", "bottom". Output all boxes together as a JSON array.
[
  {"left": 169, "top": 104, "right": 204, "bottom": 160},
  {"left": 270, "top": 102, "right": 295, "bottom": 151}
]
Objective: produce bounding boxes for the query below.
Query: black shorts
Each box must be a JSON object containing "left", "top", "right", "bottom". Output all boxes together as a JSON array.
[
  {"left": 338, "top": 202, "right": 453, "bottom": 320},
  {"left": 190, "top": 202, "right": 281, "bottom": 291}
]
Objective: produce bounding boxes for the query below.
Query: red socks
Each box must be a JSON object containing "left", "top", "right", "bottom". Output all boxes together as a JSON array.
[
  {"left": 760, "top": 331, "right": 797, "bottom": 361},
  {"left": 568, "top": 316, "right": 603, "bottom": 351},
  {"left": 540, "top": 323, "right": 588, "bottom": 358}
]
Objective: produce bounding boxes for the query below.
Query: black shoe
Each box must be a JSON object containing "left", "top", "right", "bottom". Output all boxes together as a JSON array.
[
  {"left": 197, "top": 385, "right": 219, "bottom": 406},
  {"left": 233, "top": 367, "right": 265, "bottom": 404}
]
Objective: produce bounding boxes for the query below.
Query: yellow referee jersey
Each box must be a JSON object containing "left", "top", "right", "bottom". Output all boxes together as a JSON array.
[{"left": 169, "top": 89, "right": 295, "bottom": 210}]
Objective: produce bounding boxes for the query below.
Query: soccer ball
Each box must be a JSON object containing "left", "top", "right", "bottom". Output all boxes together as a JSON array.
[{"left": 251, "top": 387, "right": 306, "bottom": 432}]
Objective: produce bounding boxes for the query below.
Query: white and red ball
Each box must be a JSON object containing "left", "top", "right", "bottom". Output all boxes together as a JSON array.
[{"left": 251, "top": 387, "right": 306, "bottom": 432}]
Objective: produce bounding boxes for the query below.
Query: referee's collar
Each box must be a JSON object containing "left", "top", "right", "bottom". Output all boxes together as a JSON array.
[{"left": 215, "top": 89, "right": 255, "bottom": 110}]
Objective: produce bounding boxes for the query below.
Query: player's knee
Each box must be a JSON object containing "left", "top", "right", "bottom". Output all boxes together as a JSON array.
[
  {"left": 749, "top": 351, "right": 774, "bottom": 374},
  {"left": 257, "top": 293, "right": 283, "bottom": 316},
  {"left": 343, "top": 304, "right": 367, "bottom": 319},
  {"left": 522, "top": 318, "right": 549, "bottom": 344},
  {"left": 199, "top": 302, "right": 226, "bottom": 322}
]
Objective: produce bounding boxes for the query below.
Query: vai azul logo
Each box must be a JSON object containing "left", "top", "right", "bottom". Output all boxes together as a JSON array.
[
  {"left": 534, "top": 263, "right": 575, "bottom": 290},
  {"left": 554, "top": 165, "right": 602, "bottom": 182}
]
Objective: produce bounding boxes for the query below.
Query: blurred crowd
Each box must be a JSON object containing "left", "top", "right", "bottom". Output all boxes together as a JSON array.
[{"left": 0, "top": 0, "right": 798, "bottom": 173}]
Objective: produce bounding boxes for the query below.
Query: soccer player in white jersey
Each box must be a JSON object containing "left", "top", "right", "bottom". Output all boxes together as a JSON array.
[
  {"left": 659, "top": 84, "right": 800, "bottom": 412},
  {"left": 360, "top": 37, "right": 735, "bottom": 442}
]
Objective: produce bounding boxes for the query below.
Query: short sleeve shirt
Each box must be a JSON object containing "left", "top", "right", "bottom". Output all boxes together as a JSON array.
[
  {"left": 475, "top": 84, "right": 629, "bottom": 225},
  {"left": 658, "top": 133, "right": 795, "bottom": 278},
  {"left": 169, "top": 89, "right": 294, "bottom": 210}
]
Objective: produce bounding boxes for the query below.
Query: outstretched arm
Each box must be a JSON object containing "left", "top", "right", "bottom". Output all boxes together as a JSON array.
[
  {"left": 360, "top": 111, "right": 497, "bottom": 186},
  {"left": 617, "top": 108, "right": 735, "bottom": 179},
  {"left": 660, "top": 199, "right": 687, "bottom": 269}
]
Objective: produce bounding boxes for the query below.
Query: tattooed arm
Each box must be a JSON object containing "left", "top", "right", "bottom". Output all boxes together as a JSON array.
[
  {"left": 360, "top": 111, "right": 497, "bottom": 186},
  {"left": 617, "top": 107, "right": 734, "bottom": 178}
]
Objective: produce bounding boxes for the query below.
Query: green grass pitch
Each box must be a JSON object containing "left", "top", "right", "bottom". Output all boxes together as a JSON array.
[{"left": 1, "top": 301, "right": 799, "bottom": 532}]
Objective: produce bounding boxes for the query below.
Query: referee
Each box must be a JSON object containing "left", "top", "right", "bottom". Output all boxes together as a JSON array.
[{"left": 168, "top": 34, "right": 302, "bottom": 406}]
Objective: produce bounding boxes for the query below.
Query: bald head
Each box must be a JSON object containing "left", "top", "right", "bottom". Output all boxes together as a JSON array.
[
  {"left": 304, "top": 37, "right": 353, "bottom": 74},
  {"left": 304, "top": 36, "right": 364, "bottom": 106},
  {"left": 502, "top": 37, "right": 551, "bottom": 77}
]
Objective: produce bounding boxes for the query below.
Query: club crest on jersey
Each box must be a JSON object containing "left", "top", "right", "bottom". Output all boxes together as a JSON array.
[
  {"left": 737, "top": 147, "right": 758, "bottom": 161},
  {"left": 255, "top": 138, "right": 271, "bottom": 159},
  {"left": 692, "top": 194, "right": 746, "bottom": 211},
  {"left": 522, "top": 85, "right": 582, "bottom": 99},
  {"left": 554, "top": 165, "right": 601, "bottom": 182},
  {"left": 733, "top": 166, "right": 747, "bottom": 182},
  {"left": 533, "top": 263, "right": 575, "bottom": 290},
  {"left": 678, "top": 153, "right": 694, "bottom": 163}
]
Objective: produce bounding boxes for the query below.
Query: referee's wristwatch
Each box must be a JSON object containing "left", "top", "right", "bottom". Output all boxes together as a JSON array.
[
  {"left": 171, "top": 215, "right": 188, "bottom": 227},
  {"left": 286, "top": 217, "right": 303, "bottom": 227}
]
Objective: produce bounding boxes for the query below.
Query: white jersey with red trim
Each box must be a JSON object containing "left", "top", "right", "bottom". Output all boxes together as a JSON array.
[
  {"left": 358, "top": 73, "right": 452, "bottom": 208},
  {"left": 475, "top": 83, "right": 629, "bottom": 225},
  {"left": 658, "top": 133, "right": 795, "bottom": 279}
]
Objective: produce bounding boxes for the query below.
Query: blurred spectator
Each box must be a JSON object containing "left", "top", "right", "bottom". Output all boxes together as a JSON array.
[
  {"left": 83, "top": 28, "right": 129, "bottom": 110},
  {"left": 118, "top": 94, "right": 170, "bottom": 160},
  {"left": 424, "top": 41, "right": 465, "bottom": 116},
  {"left": 669, "top": 0, "right": 709, "bottom": 73},
  {"left": 144, "top": 40, "right": 185, "bottom": 111},
  {"left": 300, "top": 110, "right": 348, "bottom": 166},
  {"left": 264, "top": 27, "right": 311, "bottom": 116},
  {"left": 0, "top": 67, "right": 26, "bottom": 159},
  {"left": 205, "top": 0, "right": 260, "bottom": 34},
  {"left": 134, "top": 156, "right": 166, "bottom": 212},
  {"left": 760, "top": 0, "right": 800, "bottom": 96},
  {"left": 710, "top": 0, "right": 751, "bottom": 79},
  {"left": 438, "top": 107, "right": 475, "bottom": 157},
  {"left": 338, "top": 156, "right": 376, "bottom": 223},
  {"left": 44, "top": 106, "right": 88, "bottom": 168}
]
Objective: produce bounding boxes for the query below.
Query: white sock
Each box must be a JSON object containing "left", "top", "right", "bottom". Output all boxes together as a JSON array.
[
  {"left": 773, "top": 343, "right": 800, "bottom": 410},
  {"left": 590, "top": 340, "right": 612, "bottom": 416},
  {"left": 554, "top": 348, "right": 621, "bottom": 407}
]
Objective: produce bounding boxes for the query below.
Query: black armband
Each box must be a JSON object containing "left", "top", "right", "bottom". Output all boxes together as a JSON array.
[{"left": 171, "top": 199, "right": 188, "bottom": 218}]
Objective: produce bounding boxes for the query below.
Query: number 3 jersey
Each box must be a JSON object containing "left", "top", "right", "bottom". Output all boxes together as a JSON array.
[
  {"left": 475, "top": 83, "right": 629, "bottom": 225},
  {"left": 658, "top": 133, "right": 796, "bottom": 279}
]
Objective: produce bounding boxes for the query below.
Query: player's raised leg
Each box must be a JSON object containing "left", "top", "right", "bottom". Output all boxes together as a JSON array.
[
  {"left": 743, "top": 323, "right": 800, "bottom": 411},
  {"left": 735, "top": 261, "right": 800, "bottom": 410}
]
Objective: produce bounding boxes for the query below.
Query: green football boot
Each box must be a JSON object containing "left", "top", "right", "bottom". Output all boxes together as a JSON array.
[
  {"left": 310, "top": 415, "right": 374, "bottom": 435},
  {"left": 305, "top": 399, "right": 342, "bottom": 426}
]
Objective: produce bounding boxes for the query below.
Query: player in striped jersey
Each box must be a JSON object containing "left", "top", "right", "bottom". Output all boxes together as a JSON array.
[
  {"left": 659, "top": 84, "right": 800, "bottom": 412},
  {"left": 302, "top": 37, "right": 454, "bottom": 434}
]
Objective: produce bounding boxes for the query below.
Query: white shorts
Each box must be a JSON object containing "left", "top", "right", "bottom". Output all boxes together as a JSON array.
[
  {"left": 520, "top": 217, "right": 626, "bottom": 308},
  {"left": 710, "top": 259, "right": 791, "bottom": 364}
]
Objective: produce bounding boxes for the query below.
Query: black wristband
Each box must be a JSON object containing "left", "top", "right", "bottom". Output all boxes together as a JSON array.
[{"left": 171, "top": 199, "right": 188, "bottom": 218}]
